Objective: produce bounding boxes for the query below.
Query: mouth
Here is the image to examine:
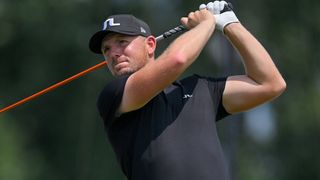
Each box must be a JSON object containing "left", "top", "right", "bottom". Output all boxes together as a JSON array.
[
  {"left": 115, "top": 61, "right": 129, "bottom": 70},
  {"left": 113, "top": 58, "right": 130, "bottom": 73}
]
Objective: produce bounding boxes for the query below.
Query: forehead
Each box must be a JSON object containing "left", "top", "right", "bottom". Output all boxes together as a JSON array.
[{"left": 102, "top": 33, "right": 134, "bottom": 43}]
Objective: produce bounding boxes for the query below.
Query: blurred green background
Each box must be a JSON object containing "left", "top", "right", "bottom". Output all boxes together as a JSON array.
[{"left": 1, "top": 0, "right": 319, "bottom": 179}]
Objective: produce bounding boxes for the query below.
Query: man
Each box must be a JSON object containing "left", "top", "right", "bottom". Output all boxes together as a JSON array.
[{"left": 89, "top": 1, "right": 286, "bottom": 180}]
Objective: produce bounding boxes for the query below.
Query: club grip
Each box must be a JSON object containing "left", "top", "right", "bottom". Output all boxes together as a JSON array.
[{"left": 156, "top": 25, "right": 186, "bottom": 42}]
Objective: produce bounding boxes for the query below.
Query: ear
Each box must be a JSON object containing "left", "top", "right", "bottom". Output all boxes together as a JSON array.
[{"left": 145, "top": 36, "right": 156, "bottom": 57}]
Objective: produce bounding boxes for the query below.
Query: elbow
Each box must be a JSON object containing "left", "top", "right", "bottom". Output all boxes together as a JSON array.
[
  {"left": 268, "top": 77, "right": 287, "bottom": 98},
  {"left": 275, "top": 77, "right": 286, "bottom": 96},
  {"left": 280, "top": 78, "right": 287, "bottom": 92},
  {"left": 162, "top": 45, "right": 199, "bottom": 70},
  {"left": 166, "top": 49, "right": 194, "bottom": 69},
  {"left": 171, "top": 51, "right": 189, "bottom": 67}
]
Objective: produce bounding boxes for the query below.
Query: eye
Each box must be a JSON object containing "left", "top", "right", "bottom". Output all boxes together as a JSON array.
[
  {"left": 102, "top": 46, "right": 110, "bottom": 54},
  {"left": 119, "top": 40, "right": 127, "bottom": 46},
  {"left": 118, "top": 39, "right": 129, "bottom": 46}
]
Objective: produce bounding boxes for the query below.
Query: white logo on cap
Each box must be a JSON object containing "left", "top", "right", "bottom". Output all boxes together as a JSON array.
[
  {"left": 103, "top": 18, "right": 120, "bottom": 30},
  {"left": 140, "top": 27, "right": 147, "bottom": 34}
]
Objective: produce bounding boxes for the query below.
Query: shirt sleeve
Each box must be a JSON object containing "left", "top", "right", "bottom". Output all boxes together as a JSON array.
[
  {"left": 196, "top": 75, "right": 230, "bottom": 121},
  {"left": 208, "top": 77, "right": 230, "bottom": 121},
  {"left": 97, "top": 75, "right": 129, "bottom": 128}
]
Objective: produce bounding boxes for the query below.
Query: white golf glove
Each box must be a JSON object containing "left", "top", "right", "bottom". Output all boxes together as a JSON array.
[{"left": 199, "top": 1, "right": 239, "bottom": 32}]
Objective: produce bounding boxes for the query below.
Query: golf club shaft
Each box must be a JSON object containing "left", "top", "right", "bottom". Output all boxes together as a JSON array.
[
  {"left": 0, "top": 61, "right": 107, "bottom": 113},
  {"left": 0, "top": 25, "right": 186, "bottom": 114}
]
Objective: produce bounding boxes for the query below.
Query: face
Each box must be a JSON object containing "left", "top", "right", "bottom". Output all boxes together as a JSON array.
[{"left": 101, "top": 33, "right": 154, "bottom": 77}]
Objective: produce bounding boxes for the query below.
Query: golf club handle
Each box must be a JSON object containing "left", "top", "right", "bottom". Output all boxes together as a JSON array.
[
  {"left": 0, "top": 61, "right": 107, "bottom": 114},
  {"left": 155, "top": 25, "right": 186, "bottom": 41}
]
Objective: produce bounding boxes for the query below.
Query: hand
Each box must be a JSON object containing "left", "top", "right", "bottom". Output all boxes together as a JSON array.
[
  {"left": 199, "top": 1, "right": 239, "bottom": 32},
  {"left": 180, "top": 9, "right": 215, "bottom": 30}
]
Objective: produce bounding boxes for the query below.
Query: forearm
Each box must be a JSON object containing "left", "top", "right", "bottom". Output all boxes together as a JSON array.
[
  {"left": 224, "top": 23, "right": 284, "bottom": 86},
  {"left": 119, "top": 10, "right": 216, "bottom": 113},
  {"left": 160, "top": 18, "right": 215, "bottom": 70}
]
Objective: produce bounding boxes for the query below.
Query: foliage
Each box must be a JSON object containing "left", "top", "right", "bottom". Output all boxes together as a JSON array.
[{"left": 0, "top": 0, "right": 319, "bottom": 179}]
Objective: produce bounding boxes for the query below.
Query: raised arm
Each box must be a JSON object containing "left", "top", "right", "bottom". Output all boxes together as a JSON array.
[
  {"left": 200, "top": 1, "right": 286, "bottom": 114},
  {"left": 222, "top": 23, "right": 286, "bottom": 113},
  {"left": 118, "top": 9, "right": 216, "bottom": 113}
]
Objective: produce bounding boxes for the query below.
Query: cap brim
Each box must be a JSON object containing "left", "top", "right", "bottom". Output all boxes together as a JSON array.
[{"left": 89, "top": 31, "right": 110, "bottom": 54}]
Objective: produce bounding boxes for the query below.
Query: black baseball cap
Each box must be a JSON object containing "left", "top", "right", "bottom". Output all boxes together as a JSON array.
[{"left": 89, "top": 14, "right": 152, "bottom": 54}]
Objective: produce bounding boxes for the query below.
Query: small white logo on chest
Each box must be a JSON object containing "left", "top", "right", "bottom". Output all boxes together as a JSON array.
[{"left": 183, "top": 94, "right": 193, "bottom": 99}]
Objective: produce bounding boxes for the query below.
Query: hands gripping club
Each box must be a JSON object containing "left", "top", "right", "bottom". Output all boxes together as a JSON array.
[{"left": 199, "top": 1, "right": 239, "bottom": 31}]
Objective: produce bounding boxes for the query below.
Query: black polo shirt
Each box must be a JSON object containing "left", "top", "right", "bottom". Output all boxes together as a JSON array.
[{"left": 97, "top": 74, "right": 230, "bottom": 180}]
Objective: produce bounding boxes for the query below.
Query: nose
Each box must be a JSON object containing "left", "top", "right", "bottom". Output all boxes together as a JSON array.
[
  {"left": 107, "top": 46, "right": 123, "bottom": 61},
  {"left": 110, "top": 45, "right": 123, "bottom": 56},
  {"left": 104, "top": 46, "right": 124, "bottom": 67}
]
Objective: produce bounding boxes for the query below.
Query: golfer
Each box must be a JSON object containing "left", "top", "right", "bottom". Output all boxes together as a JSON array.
[{"left": 89, "top": 1, "right": 286, "bottom": 180}]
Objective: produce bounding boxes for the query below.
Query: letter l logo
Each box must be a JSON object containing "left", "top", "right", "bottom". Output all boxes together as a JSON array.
[{"left": 103, "top": 18, "right": 121, "bottom": 30}]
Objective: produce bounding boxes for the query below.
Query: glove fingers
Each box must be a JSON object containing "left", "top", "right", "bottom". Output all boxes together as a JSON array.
[
  {"left": 198, "top": 1, "right": 239, "bottom": 32},
  {"left": 199, "top": 4, "right": 206, "bottom": 10},
  {"left": 212, "top": 1, "right": 220, "bottom": 14},
  {"left": 206, "top": 2, "right": 214, "bottom": 14},
  {"left": 219, "top": 1, "right": 227, "bottom": 12}
]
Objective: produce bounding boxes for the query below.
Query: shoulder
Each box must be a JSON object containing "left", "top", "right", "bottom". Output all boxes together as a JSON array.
[
  {"left": 97, "top": 75, "right": 130, "bottom": 119},
  {"left": 181, "top": 74, "right": 227, "bottom": 87},
  {"left": 192, "top": 74, "right": 227, "bottom": 82},
  {"left": 99, "top": 75, "right": 130, "bottom": 98}
]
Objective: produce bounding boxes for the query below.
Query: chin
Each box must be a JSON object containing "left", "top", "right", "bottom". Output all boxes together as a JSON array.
[{"left": 115, "top": 70, "right": 134, "bottom": 77}]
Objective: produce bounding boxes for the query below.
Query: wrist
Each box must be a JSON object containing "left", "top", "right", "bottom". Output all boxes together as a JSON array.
[{"left": 223, "top": 22, "right": 241, "bottom": 35}]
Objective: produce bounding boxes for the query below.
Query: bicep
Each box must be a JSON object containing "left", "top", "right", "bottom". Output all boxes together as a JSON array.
[{"left": 222, "top": 75, "right": 276, "bottom": 114}]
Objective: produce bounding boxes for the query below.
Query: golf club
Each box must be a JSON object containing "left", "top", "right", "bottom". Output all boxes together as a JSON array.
[{"left": 0, "top": 25, "right": 186, "bottom": 114}]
